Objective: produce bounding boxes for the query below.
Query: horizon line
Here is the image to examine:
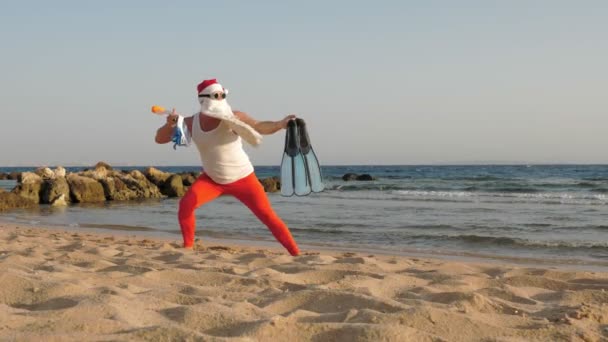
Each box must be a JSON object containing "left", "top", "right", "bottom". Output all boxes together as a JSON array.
[{"left": 2, "top": 162, "right": 608, "bottom": 169}]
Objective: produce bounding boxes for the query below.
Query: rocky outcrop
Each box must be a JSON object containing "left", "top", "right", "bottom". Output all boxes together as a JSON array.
[
  {"left": 54, "top": 166, "right": 67, "bottom": 178},
  {"left": 0, "top": 191, "right": 37, "bottom": 211},
  {"left": 7, "top": 172, "right": 21, "bottom": 180},
  {"left": 100, "top": 176, "right": 137, "bottom": 201},
  {"left": 342, "top": 173, "right": 376, "bottom": 181},
  {"left": 12, "top": 172, "right": 44, "bottom": 203},
  {"left": 342, "top": 173, "right": 358, "bottom": 181},
  {"left": 100, "top": 171, "right": 162, "bottom": 201},
  {"left": 34, "top": 167, "right": 55, "bottom": 180},
  {"left": 1, "top": 163, "right": 290, "bottom": 212},
  {"left": 0, "top": 173, "right": 7, "bottom": 180},
  {"left": 94, "top": 161, "right": 113, "bottom": 171},
  {"left": 127, "top": 170, "right": 163, "bottom": 199},
  {"left": 179, "top": 172, "right": 199, "bottom": 187},
  {"left": 20, "top": 172, "right": 42, "bottom": 184},
  {"left": 66, "top": 174, "right": 106, "bottom": 203},
  {"left": 356, "top": 174, "right": 375, "bottom": 181},
  {"left": 144, "top": 167, "right": 171, "bottom": 187},
  {"left": 51, "top": 194, "right": 68, "bottom": 206},
  {"left": 143, "top": 168, "right": 189, "bottom": 197},
  {"left": 81, "top": 164, "right": 111, "bottom": 181},
  {"left": 41, "top": 177, "right": 70, "bottom": 205},
  {"left": 162, "top": 174, "right": 185, "bottom": 197},
  {"left": 260, "top": 177, "right": 280, "bottom": 193}
]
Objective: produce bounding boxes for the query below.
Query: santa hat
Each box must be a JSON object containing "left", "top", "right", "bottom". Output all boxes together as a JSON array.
[{"left": 197, "top": 78, "right": 227, "bottom": 95}]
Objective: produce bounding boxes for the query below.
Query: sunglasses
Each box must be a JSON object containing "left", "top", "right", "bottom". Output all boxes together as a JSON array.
[{"left": 198, "top": 92, "right": 227, "bottom": 100}]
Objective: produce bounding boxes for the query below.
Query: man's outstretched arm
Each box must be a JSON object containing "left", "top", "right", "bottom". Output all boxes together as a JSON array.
[{"left": 233, "top": 111, "right": 295, "bottom": 135}]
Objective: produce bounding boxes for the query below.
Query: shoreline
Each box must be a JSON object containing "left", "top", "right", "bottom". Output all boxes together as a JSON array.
[
  {"left": 1, "top": 219, "right": 607, "bottom": 273},
  {"left": 1, "top": 224, "right": 607, "bottom": 341}
]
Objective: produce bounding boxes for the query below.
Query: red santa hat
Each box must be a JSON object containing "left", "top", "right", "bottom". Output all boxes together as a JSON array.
[{"left": 197, "top": 78, "right": 226, "bottom": 95}]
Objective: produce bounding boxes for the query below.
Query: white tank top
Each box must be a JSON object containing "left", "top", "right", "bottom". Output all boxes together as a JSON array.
[{"left": 191, "top": 113, "right": 254, "bottom": 184}]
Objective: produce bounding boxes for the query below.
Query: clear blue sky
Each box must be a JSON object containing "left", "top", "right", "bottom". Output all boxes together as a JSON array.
[{"left": 1, "top": 1, "right": 607, "bottom": 166}]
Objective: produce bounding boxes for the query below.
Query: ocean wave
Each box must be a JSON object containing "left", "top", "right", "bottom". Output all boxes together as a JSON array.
[
  {"left": 546, "top": 224, "right": 608, "bottom": 231},
  {"left": 328, "top": 184, "right": 417, "bottom": 192},
  {"left": 319, "top": 189, "right": 608, "bottom": 205},
  {"left": 463, "top": 186, "right": 541, "bottom": 193},
  {"left": 438, "top": 176, "right": 505, "bottom": 181},
  {"left": 590, "top": 188, "right": 608, "bottom": 193},
  {"left": 393, "top": 190, "right": 474, "bottom": 198},
  {"left": 293, "top": 222, "right": 372, "bottom": 230},
  {"left": 318, "top": 191, "right": 477, "bottom": 204},
  {"left": 326, "top": 180, "right": 608, "bottom": 195},
  {"left": 289, "top": 227, "right": 345, "bottom": 235},
  {"left": 410, "top": 234, "right": 608, "bottom": 250},
  {"left": 391, "top": 190, "right": 608, "bottom": 203}
]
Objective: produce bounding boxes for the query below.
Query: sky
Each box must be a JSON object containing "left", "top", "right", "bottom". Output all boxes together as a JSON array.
[{"left": 1, "top": 1, "right": 607, "bottom": 166}]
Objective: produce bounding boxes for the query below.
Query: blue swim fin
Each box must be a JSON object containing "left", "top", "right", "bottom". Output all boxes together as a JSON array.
[
  {"left": 280, "top": 119, "right": 324, "bottom": 197},
  {"left": 280, "top": 120, "right": 310, "bottom": 196},
  {"left": 296, "top": 118, "right": 324, "bottom": 193}
]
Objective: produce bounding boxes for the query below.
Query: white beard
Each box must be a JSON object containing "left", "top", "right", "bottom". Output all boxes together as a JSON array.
[
  {"left": 199, "top": 98, "right": 234, "bottom": 120},
  {"left": 199, "top": 99, "right": 263, "bottom": 146}
]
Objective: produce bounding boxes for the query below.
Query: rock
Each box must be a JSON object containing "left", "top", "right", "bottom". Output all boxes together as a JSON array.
[
  {"left": 41, "top": 177, "right": 70, "bottom": 204},
  {"left": 50, "top": 194, "right": 68, "bottom": 207},
  {"left": 100, "top": 171, "right": 162, "bottom": 201},
  {"left": 34, "top": 167, "right": 54, "bottom": 180},
  {"left": 162, "top": 174, "right": 185, "bottom": 197},
  {"left": 0, "top": 191, "right": 37, "bottom": 211},
  {"left": 129, "top": 170, "right": 147, "bottom": 181},
  {"left": 81, "top": 164, "right": 110, "bottom": 180},
  {"left": 144, "top": 167, "right": 171, "bottom": 187},
  {"left": 20, "top": 172, "right": 42, "bottom": 184},
  {"left": 259, "top": 177, "right": 280, "bottom": 192},
  {"left": 342, "top": 173, "right": 376, "bottom": 181},
  {"left": 12, "top": 172, "right": 44, "bottom": 203},
  {"left": 126, "top": 171, "right": 163, "bottom": 199},
  {"left": 7, "top": 172, "right": 21, "bottom": 180},
  {"left": 356, "top": 174, "right": 375, "bottom": 181},
  {"left": 94, "top": 161, "right": 113, "bottom": 171},
  {"left": 342, "top": 173, "right": 359, "bottom": 181},
  {"left": 179, "top": 172, "right": 199, "bottom": 187},
  {"left": 66, "top": 173, "right": 106, "bottom": 203},
  {"left": 143, "top": 168, "right": 198, "bottom": 195},
  {"left": 54, "top": 166, "right": 67, "bottom": 178},
  {"left": 99, "top": 176, "right": 134, "bottom": 201},
  {"left": 0, "top": 173, "right": 7, "bottom": 180}
]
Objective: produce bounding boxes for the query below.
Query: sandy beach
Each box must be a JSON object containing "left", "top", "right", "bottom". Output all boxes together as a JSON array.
[{"left": 0, "top": 223, "right": 607, "bottom": 342}]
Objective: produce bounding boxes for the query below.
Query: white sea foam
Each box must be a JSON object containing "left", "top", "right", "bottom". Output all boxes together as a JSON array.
[{"left": 391, "top": 190, "right": 608, "bottom": 205}]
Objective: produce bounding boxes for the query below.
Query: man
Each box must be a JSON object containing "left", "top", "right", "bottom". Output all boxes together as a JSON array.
[{"left": 155, "top": 79, "right": 300, "bottom": 256}]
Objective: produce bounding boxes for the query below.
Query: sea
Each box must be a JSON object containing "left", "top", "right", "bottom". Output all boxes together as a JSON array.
[{"left": 1, "top": 165, "right": 607, "bottom": 268}]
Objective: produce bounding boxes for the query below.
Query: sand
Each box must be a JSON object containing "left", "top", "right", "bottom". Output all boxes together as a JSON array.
[{"left": 0, "top": 224, "right": 607, "bottom": 342}]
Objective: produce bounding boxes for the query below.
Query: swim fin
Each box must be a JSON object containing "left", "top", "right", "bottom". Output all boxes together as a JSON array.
[
  {"left": 280, "top": 119, "right": 324, "bottom": 197},
  {"left": 295, "top": 118, "right": 324, "bottom": 193}
]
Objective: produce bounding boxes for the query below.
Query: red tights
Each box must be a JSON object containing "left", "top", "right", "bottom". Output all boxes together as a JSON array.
[{"left": 178, "top": 172, "right": 300, "bottom": 256}]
